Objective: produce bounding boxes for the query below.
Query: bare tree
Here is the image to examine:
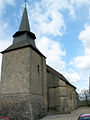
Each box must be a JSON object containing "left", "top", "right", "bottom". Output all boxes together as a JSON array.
[{"left": 79, "top": 89, "right": 90, "bottom": 106}]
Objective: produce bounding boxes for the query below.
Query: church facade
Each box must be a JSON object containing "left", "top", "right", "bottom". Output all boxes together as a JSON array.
[{"left": 0, "top": 6, "right": 78, "bottom": 120}]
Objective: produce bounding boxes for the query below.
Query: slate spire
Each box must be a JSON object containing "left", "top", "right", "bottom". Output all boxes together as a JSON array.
[{"left": 19, "top": 6, "right": 30, "bottom": 31}]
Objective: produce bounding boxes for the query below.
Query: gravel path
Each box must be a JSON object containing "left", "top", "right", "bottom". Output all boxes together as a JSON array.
[{"left": 41, "top": 107, "right": 90, "bottom": 120}]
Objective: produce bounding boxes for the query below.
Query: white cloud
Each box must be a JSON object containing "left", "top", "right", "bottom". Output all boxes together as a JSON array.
[
  {"left": 76, "top": 0, "right": 90, "bottom": 6},
  {"left": 41, "top": 0, "right": 76, "bottom": 17},
  {"left": 79, "top": 25, "right": 90, "bottom": 51},
  {"left": 0, "top": 0, "right": 15, "bottom": 6},
  {"left": 38, "top": 12, "right": 66, "bottom": 36},
  {"left": 70, "top": 25, "right": 90, "bottom": 71},
  {"left": 0, "top": 0, "right": 15, "bottom": 17},
  {"left": 29, "top": 0, "right": 90, "bottom": 37},
  {"left": 65, "top": 71, "right": 81, "bottom": 84},
  {"left": 36, "top": 37, "right": 66, "bottom": 73},
  {"left": 4, "top": 0, "right": 14, "bottom": 5},
  {"left": 28, "top": 0, "right": 78, "bottom": 37},
  {"left": 70, "top": 56, "right": 90, "bottom": 70},
  {"left": 70, "top": 0, "right": 90, "bottom": 6},
  {"left": 0, "top": 23, "right": 8, "bottom": 37}
]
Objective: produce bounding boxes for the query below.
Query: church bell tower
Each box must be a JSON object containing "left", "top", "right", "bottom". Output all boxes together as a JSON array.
[{"left": 0, "top": 5, "right": 47, "bottom": 120}]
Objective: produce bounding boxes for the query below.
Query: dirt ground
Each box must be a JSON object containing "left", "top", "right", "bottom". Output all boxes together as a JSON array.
[{"left": 41, "top": 107, "right": 90, "bottom": 120}]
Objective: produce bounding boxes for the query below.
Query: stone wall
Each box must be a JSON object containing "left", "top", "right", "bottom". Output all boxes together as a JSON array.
[
  {"left": 66, "top": 84, "right": 78, "bottom": 112},
  {"left": 47, "top": 67, "right": 78, "bottom": 114},
  {"left": 0, "top": 94, "right": 33, "bottom": 120},
  {"left": 0, "top": 94, "right": 47, "bottom": 120},
  {"left": 47, "top": 71, "right": 68, "bottom": 114},
  {"left": 30, "top": 48, "right": 47, "bottom": 106},
  {"left": 0, "top": 48, "right": 30, "bottom": 94},
  {"left": 30, "top": 48, "right": 43, "bottom": 95}
]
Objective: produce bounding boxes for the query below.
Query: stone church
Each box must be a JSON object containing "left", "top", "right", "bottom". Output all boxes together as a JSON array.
[{"left": 0, "top": 6, "right": 78, "bottom": 120}]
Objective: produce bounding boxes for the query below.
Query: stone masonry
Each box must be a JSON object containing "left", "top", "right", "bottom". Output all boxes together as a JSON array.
[{"left": 47, "top": 65, "right": 78, "bottom": 114}]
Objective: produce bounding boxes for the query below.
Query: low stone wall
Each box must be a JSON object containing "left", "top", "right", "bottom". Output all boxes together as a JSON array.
[{"left": 0, "top": 94, "right": 47, "bottom": 120}]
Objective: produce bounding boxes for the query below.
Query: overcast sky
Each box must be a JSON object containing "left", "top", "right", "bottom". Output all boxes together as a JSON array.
[{"left": 0, "top": 0, "right": 90, "bottom": 92}]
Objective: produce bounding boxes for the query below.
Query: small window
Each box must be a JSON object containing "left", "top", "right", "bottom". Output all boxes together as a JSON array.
[{"left": 37, "top": 65, "right": 40, "bottom": 73}]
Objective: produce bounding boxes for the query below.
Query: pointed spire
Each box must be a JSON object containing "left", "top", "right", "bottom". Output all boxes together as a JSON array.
[
  {"left": 19, "top": 6, "right": 30, "bottom": 31},
  {"left": 1, "top": 3, "right": 45, "bottom": 58}
]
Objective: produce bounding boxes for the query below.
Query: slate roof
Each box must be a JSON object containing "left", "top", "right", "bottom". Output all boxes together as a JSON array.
[{"left": 47, "top": 65, "right": 76, "bottom": 89}]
